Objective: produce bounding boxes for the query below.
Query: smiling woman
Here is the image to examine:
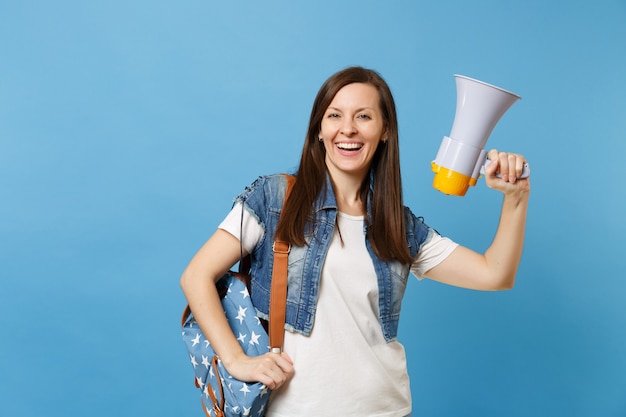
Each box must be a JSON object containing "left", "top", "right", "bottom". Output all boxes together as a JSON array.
[{"left": 180, "top": 66, "right": 530, "bottom": 417}]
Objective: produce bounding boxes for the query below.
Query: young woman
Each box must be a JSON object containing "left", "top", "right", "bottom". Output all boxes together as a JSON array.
[{"left": 180, "top": 66, "right": 530, "bottom": 416}]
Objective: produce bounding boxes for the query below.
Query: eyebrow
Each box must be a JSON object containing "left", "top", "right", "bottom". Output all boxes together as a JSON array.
[{"left": 326, "top": 106, "right": 375, "bottom": 112}]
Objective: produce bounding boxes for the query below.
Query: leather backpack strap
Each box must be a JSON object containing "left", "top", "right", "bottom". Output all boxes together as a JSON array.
[
  {"left": 206, "top": 356, "right": 225, "bottom": 416},
  {"left": 268, "top": 174, "right": 295, "bottom": 352}
]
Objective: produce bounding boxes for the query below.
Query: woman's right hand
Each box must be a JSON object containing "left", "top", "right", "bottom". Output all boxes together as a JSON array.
[{"left": 224, "top": 350, "right": 294, "bottom": 391}]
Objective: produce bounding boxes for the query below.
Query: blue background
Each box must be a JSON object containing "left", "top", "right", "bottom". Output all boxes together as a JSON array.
[{"left": 2, "top": 1, "right": 625, "bottom": 416}]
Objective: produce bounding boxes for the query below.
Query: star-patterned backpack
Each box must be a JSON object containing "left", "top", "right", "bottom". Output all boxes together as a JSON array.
[{"left": 181, "top": 174, "right": 293, "bottom": 417}]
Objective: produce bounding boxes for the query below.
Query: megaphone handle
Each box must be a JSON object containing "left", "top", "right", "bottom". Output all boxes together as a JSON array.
[{"left": 481, "top": 159, "right": 530, "bottom": 179}]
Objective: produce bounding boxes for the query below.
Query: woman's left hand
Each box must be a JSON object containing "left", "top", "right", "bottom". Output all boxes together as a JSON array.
[{"left": 484, "top": 149, "right": 530, "bottom": 195}]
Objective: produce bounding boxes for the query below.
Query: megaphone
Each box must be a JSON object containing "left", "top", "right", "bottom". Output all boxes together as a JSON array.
[{"left": 431, "top": 75, "right": 529, "bottom": 196}]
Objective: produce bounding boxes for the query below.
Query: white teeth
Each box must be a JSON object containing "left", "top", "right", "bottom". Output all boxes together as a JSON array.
[{"left": 337, "top": 143, "right": 362, "bottom": 150}]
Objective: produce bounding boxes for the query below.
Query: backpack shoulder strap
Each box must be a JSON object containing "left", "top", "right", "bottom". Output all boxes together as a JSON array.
[{"left": 268, "top": 174, "right": 294, "bottom": 351}]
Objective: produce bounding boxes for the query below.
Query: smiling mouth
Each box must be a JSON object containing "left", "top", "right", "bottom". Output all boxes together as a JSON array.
[{"left": 336, "top": 143, "right": 363, "bottom": 151}]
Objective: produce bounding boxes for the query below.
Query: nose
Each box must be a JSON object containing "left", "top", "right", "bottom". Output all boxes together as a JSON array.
[{"left": 341, "top": 120, "right": 356, "bottom": 136}]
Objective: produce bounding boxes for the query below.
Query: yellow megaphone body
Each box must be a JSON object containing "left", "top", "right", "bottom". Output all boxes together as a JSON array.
[{"left": 432, "top": 75, "right": 528, "bottom": 196}]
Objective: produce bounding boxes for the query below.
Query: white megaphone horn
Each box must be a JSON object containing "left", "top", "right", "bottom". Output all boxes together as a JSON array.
[{"left": 431, "top": 75, "right": 529, "bottom": 196}]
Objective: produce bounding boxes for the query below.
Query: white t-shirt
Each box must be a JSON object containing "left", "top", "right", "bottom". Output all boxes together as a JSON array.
[{"left": 219, "top": 204, "right": 457, "bottom": 416}]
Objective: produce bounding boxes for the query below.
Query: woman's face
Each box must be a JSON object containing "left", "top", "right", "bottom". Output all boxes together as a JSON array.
[{"left": 319, "top": 82, "right": 386, "bottom": 180}]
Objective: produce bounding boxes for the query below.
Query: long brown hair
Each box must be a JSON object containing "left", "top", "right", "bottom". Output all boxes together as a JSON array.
[{"left": 275, "top": 66, "right": 413, "bottom": 264}]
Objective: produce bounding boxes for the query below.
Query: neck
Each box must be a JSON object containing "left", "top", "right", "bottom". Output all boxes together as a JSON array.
[{"left": 327, "top": 169, "right": 367, "bottom": 216}]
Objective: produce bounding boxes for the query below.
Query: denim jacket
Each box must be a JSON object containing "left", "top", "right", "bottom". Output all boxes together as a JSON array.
[{"left": 235, "top": 173, "right": 431, "bottom": 342}]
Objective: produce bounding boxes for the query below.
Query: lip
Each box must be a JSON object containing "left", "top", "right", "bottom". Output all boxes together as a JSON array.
[{"left": 335, "top": 141, "right": 364, "bottom": 154}]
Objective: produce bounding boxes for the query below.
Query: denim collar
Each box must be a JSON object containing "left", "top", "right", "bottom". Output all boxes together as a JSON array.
[
  {"left": 312, "top": 172, "right": 338, "bottom": 213},
  {"left": 313, "top": 170, "right": 374, "bottom": 223}
]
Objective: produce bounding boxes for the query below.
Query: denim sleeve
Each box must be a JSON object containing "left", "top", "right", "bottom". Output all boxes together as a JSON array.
[
  {"left": 232, "top": 174, "right": 288, "bottom": 255},
  {"left": 233, "top": 175, "right": 272, "bottom": 234},
  {"left": 403, "top": 206, "right": 433, "bottom": 259}
]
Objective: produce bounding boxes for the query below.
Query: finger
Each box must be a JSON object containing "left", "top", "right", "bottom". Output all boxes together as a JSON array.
[
  {"left": 514, "top": 154, "right": 526, "bottom": 179},
  {"left": 257, "top": 353, "right": 293, "bottom": 389},
  {"left": 254, "top": 365, "right": 285, "bottom": 390},
  {"left": 276, "top": 353, "right": 295, "bottom": 376},
  {"left": 507, "top": 153, "right": 517, "bottom": 183},
  {"left": 269, "top": 352, "right": 294, "bottom": 381},
  {"left": 498, "top": 152, "right": 510, "bottom": 182},
  {"left": 486, "top": 149, "right": 500, "bottom": 176}
]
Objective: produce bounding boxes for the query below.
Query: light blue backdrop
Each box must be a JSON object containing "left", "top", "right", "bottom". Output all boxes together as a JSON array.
[{"left": 2, "top": 1, "right": 625, "bottom": 416}]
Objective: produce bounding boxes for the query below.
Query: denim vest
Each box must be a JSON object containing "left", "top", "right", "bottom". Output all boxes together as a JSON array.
[{"left": 235, "top": 174, "right": 430, "bottom": 342}]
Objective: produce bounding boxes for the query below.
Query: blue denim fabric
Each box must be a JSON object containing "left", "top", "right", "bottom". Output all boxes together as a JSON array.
[{"left": 235, "top": 173, "right": 430, "bottom": 342}]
